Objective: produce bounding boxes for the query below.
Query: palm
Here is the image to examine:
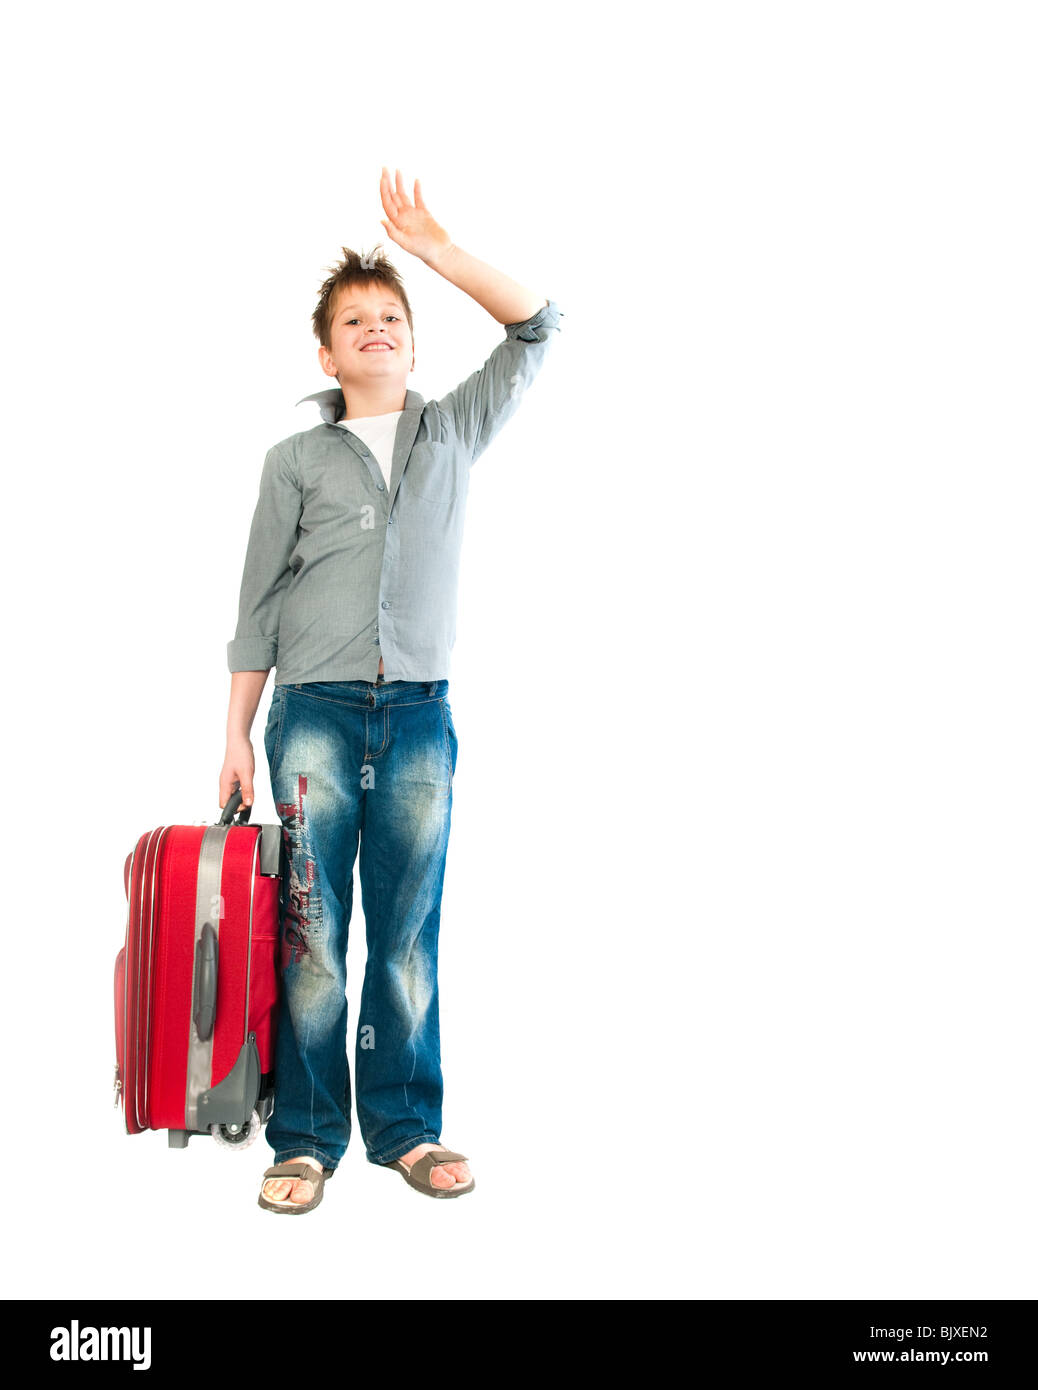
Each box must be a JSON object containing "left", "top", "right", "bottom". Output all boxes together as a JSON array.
[{"left": 379, "top": 167, "right": 451, "bottom": 263}]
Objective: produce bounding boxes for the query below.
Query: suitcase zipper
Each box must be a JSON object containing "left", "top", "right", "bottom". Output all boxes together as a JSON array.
[{"left": 113, "top": 1063, "right": 122, "bottom": 1108}]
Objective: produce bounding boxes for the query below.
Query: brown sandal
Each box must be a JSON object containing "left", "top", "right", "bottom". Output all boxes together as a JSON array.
[
  {"left": 257, "top": 1161, "right": 332, "bottom": 1215},
  {"left": 381, "top": 1146, "right": 475, "bottom": 1199}
]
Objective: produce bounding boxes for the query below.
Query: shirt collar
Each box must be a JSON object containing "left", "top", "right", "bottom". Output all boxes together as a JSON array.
[{"left": 295, "top": 386, "right": 426, "bottom": 425}]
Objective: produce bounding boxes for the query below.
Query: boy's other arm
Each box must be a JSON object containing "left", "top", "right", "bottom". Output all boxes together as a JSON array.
[
  {"left": 424, "top": 242, "right": 547, "bottom": 327},
  {"left": 378, "top": 168, "right": 562, "bottom": 461},
  {"left": 379, "top": 167, "right": 545, "bottom": 325},
  {"left": 429, "top": 273, "right": 562, "bottom": 464}
]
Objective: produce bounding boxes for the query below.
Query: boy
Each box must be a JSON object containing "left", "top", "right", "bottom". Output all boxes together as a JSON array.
[{"left": 220, "top": 168, "right": 562, "bottom": 1212}]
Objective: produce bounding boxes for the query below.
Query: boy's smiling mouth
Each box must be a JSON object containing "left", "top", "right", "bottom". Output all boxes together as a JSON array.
[{"left": 360, "top": 342, "right": 395, "bottom": 351}]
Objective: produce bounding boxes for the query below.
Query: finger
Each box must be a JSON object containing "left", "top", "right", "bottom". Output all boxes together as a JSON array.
[
  {"left": 413, "top": 176, "right": 427, "bottom": 211},
  {"left": 394, "top": 167, "right": 411, "bottom": 207},
  {"left": 380, "top": 166, "right": 400, "bottom": 220},
  {"left": 380, "top": 166, "right": 398, "bottom": 219}
]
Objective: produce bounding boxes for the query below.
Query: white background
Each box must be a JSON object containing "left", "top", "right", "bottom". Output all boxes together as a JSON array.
[{"left": 3, "top": 0, "right": 1036, "bottom": 1301}]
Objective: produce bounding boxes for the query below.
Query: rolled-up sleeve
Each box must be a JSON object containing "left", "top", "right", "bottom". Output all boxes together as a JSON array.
[
  {"left": 435, "top": 298, "right": 563, "bottom": 465},
  {"left": 226, "top": 444, "right": 302, "bottom": 672}
]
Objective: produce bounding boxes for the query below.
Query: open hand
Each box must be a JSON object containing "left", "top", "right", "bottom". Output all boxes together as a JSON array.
[{"left": 379, "top": 167, "right": 453, "bottom": 265}]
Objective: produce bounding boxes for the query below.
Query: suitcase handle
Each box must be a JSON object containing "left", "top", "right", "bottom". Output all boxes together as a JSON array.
[
  {"left": 219, "top": 789, "right": 253, "bottom": 826},
  {"left": 193, "top": 922, "right": 219, "bottom": 1041}
]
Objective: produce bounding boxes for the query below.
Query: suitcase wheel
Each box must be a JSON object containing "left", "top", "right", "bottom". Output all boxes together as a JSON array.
[{"left": 210, "top": 1108, "right": 262, "bottom": 1151}]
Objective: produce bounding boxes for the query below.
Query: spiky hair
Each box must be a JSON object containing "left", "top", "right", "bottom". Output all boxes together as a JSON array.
[{"left": 311, "top": 244, "right": 413, "bottom": 350}]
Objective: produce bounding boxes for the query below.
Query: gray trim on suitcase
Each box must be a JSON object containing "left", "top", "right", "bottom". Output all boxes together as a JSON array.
[
  {"left": 197, "top": 1034, "right": 262, "bottom": 1128},
  {"left": 185, "top": 825, "right": 231, "bottom": 1132},
  {"left": 259, "top": 822, "right": 282, "bottom": 877}
]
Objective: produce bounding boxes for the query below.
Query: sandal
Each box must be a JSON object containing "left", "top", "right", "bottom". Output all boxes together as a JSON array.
[
  {"left": 381, "top": 1146, "right": 475, "bottom": 1199},
  {"left": 257, "top": 1160, "right": 333, "bottom": 1215}
]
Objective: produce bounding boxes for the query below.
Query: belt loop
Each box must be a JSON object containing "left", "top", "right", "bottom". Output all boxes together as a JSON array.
[{"left": 427, "top": 680, "right": 436, "bottom": 698}]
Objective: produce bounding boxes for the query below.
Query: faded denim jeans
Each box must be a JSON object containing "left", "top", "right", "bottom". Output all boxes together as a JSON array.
[{"left": 262, "top": 676, "right": 458, "bottom": 1170}]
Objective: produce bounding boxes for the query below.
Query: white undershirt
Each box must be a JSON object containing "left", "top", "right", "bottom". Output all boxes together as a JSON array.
[{"left": 334, "top": 411, "right": 402, "bottom": 489}]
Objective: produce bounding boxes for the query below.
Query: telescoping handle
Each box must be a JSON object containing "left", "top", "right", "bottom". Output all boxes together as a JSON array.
[
  {"left": 219, "top": 789, "right": 252, "bottom": 826},
  {"left": 198, "top": 789, "right": 251, "bottom": 1038}
]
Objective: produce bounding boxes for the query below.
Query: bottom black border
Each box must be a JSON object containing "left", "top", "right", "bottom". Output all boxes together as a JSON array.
[{"left": 7, "top": 1299, "right": 1036, "bottom": 1373}]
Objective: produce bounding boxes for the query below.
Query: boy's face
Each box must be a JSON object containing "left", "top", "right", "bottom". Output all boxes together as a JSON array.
[{"left": 319, "top": 282, "right": 414, "bottom": 391}]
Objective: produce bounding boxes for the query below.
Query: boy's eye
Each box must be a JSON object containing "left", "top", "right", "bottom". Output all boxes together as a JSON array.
[{"left": 347, "top": 316, "right": 398, "bottom": 324}]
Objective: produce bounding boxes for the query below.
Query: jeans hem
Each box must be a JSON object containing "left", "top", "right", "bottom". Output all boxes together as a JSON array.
[
  {"left": 271, "top": 1146, "right": 339, "bottom": 1172},
  {"left": 367, "top": 1132, "right": 441, "bottom": 1166}
]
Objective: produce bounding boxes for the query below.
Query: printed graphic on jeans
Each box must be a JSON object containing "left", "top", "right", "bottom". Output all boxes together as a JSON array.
[{"left": 277, "top": 773, "right": 316, "bottom": 968}]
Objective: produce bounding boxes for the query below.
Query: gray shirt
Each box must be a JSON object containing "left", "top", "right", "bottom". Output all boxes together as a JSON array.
[{"left": 227, "top": 298, "right": 563, "bottom": 685}]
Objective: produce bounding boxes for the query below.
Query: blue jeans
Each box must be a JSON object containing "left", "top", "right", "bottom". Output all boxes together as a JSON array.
[{"left": 262, "top": 677, "right": 458, "bottom": 1170}]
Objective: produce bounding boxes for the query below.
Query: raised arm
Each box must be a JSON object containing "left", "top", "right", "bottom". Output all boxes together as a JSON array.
[
  {"left": 378, "top": 166, "right": 546, "bottom": 324},
  {"left": 378, "top": 168, "right": 562, "bottom": 462}
]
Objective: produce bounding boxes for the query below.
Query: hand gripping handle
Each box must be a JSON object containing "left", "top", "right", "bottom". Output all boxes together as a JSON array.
[{"left": 219, "top": 789, "right": 252, "bottom": 826}]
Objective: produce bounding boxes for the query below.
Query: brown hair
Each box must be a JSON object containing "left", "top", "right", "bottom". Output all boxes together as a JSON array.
[{"left": 311, "top": 245, "right": 414, "bottom": 351}]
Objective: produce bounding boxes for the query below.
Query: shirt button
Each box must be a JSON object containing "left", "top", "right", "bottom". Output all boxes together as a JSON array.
[
  {"left": 377, "top": 483, "right": 385, "bottom": 490},
  {"left": 381, "top": 601, "right": 390, "bottom": 609}
]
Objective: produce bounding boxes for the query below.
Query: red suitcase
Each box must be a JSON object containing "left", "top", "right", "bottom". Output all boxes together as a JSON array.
[{"left": 114, "top": 791, "right": 282, "bottom": 1149}]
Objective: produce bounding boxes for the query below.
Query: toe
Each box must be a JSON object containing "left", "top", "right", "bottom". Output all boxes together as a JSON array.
[
  {"left": 431, "top": 1161, "right": 471, "bottom": 1189},
  {"left": 290, "top": 1179, "right": 315, "bottom": 1204},
  {"left": 263, "top": 1179, "right": 292, "bottom": 1201}
]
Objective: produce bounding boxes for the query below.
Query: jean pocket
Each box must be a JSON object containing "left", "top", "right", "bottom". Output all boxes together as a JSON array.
[
  {"left": 265, "top": 689, "right": 288, "bottom": 779},
  {"left": 440, "top": 699, "right": 458, "bottom": 782}
]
